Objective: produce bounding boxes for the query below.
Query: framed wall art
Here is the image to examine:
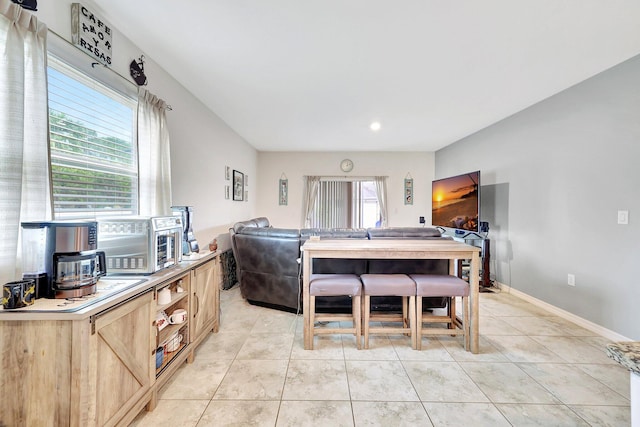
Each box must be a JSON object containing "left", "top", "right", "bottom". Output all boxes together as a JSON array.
[{"left": 233, "top": 170, "right": 244, "bottom": 201}]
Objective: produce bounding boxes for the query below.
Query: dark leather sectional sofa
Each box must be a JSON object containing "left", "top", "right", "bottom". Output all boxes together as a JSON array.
[{"left": 230, "top": 217, "right": 451, "bottom": 313}]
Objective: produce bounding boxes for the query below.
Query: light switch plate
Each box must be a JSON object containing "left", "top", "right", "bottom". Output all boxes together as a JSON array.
[{"left": 617, "top": 210, "right": 629, "bottom": 225}]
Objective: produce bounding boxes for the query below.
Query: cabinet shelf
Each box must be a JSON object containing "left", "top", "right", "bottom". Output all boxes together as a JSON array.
[
  {"left": 157, "top": 321, "right": 187, "bottom": 344},
  {"left": 156, "top": 290, "right": 188, "bottom": 312},
  {"left": 154, "top": 273, "right": 190, "bottom": 379},
  {"left": 155, "top": 342, "right": 188, "bottom": 377}
]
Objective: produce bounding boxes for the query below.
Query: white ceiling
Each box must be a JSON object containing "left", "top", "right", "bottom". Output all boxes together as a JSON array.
[{"left": 93, "top": 1, "right": 640, "bottom": 152}]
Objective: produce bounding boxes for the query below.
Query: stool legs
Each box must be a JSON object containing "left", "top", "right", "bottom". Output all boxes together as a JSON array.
[
  {"left": 309, "top": 294, "right": 362, "bottom": 350},
  {"left": 415, "top": 294, "right": 469, "bottom": 350},
  {"left": 416, "top": 295, "right": 423, "bottom": 350},
  {"left": 364, "top": 295, "right": 371, "bottom": 349},
  {"left": 364, "top": 295, "right": 416, "bottom": 350},
  {"left": 353, "top": 294, "right": 362, "bottom": 350}
]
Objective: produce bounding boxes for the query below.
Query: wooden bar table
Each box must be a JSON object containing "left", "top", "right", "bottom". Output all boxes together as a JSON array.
[{"left": 301, "top": 239, "right": 482, "bottom": 353}]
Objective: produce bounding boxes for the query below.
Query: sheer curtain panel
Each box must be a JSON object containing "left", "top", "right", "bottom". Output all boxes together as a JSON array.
[
  {"left": 137, "top": 88, "right": 172, "bottom": 216},
  {"left": 374, "top": 176, "right": 388, "bottom": 227},
  {"left": 302, "top": 176, "right": 320, "bottom": 228},
  {"left": 0, "top": 0, "right": 50, "bottom": 284}
]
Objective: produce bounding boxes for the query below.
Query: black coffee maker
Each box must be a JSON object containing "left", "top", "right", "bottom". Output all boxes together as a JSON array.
[{"left": 171, "top": 206, "right": 199, "bottom": 255}]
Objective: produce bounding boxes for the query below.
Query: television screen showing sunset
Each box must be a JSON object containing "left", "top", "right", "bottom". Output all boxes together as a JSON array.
[{"left": 432, "top": 171, "right": 479, "bottom": 231}]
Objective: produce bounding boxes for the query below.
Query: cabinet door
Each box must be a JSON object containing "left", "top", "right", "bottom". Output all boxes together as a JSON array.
[
  {"left": 91, "top": 290, "right": 154, "bottom": 426},
  {"left": 190, "top": 258, "right": 219, "bottom": 342}
]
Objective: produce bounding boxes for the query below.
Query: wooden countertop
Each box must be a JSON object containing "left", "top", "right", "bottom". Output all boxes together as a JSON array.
[{"left": 0, "top": 250, "right": 218, "bottom": 321}]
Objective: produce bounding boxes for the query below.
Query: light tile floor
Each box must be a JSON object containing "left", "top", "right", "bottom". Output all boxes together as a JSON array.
[{"left": 131, "top": 286, "right": 631, "bottom": 426}]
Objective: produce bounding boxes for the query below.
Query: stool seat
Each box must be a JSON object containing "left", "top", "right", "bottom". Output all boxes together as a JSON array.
[
  {"left": 360, "top": 274, "right": 415, "bottom": 296},
  {"left": 411, "top": 274, "right": 469, "bottom": 297},
  {"left": 308, "top": 273, "right": 362, "bottom": 350},
  {"left": 310, "top": 274, "right": 362, "bottom": 296}
]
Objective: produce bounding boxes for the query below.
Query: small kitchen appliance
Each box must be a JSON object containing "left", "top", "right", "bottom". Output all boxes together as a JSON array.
[
  {"left": 171, "top": 206, "right": 199, "bottom": 255},
  {"left": 97, "top": 216, "right": 183, "bottom": 275},
  {"left": 20, "top": 220, "right": 106, "bottom": 299}
]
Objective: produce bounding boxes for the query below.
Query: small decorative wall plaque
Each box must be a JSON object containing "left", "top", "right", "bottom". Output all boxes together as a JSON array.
[
  {"left": 225, "top": 166, "right": 230, "bottom": 181},
  {"left": 404, "top": 173, "right": 413, "bottom": 205},
  {"left": 71, "top": 3, "right": 113, "bottom": 66},
  {"left": 279, "top": 175, "right": 288, "bottom": 206},
  {"left": 233, "top": 170, "right": 244, "bottom": 201}
]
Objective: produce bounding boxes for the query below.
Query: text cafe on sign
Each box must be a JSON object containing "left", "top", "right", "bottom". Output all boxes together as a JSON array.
[{"left": 71, "top": 3, "right": 113, "bottom": 66}]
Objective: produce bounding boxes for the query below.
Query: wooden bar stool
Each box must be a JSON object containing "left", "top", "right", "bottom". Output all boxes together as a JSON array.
[
  {"left": 359, "top": 274, "right": 416, "bottom": 349},
  {"left": 308, "top": 274, "right": 363, "bottom": 349},
  {"left": 410, "top": 274, "right": 470, "bottom": 350}
]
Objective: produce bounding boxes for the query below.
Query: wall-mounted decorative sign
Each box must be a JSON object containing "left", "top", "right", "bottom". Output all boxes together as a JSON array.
[
  {"left": 225, "top": 166, "right": 230, "bottom": 181},
  {"left": 279, "top": 174, "right": 288, "bottom": 206},
  {"left": 225, "top": 185, "right": 230, "bottom": 200},
  {"left": 71, "top": 3, "right": 113, "bottom": 66},
  {"left": 129, "top": 55, "right": 147, "bottom": 86},
  {"left": 245, "top": 190, "right": 249, "bottom": 202},
  {"left": 11, "top": 0, "right": 37, "bottom": 11},
  {"left": 404, "top": 173, "right": 413, "bottom": 205},
  {"left": 233, "top": 170, "right": 244, "bottom": 201}
]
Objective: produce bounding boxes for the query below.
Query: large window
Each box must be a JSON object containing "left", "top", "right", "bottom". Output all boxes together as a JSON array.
[
  {"left": 47, "top": 57, "right": 138, "bottom": 219},
  {"left": 309, "top": 180, "right": 381, "bottom": 228}
]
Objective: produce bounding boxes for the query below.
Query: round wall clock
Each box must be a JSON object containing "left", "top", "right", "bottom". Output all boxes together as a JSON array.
[{"left": 340, "top": 159, "right": 354, "bottom": 172}]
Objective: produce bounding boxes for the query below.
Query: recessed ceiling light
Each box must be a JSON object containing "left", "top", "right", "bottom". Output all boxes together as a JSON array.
[{"left": 370, "top": 121, "right": 381, "bottom": 131}]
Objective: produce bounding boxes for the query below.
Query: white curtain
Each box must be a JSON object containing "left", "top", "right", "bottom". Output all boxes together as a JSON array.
[
  {"left": 302, "top": 176, "right": 320, "bottom": 228},
  {"left": 138, "top": 88, "right": 172, "bottom": 216},
  {"left": 374, "top": 176, "right": 388, "bottom": 227},
  {"left": 0, "top": 1, "right": 50, "bottom": 284}
]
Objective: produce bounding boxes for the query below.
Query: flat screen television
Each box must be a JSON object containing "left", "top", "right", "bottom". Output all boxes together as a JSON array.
[{"left": 432, "top": 170, "right": 480, "bottom": 233}]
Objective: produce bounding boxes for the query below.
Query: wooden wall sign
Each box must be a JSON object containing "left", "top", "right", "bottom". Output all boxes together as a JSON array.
[{"left": 71, "top": 3, "right": 113, "bottom": 66}]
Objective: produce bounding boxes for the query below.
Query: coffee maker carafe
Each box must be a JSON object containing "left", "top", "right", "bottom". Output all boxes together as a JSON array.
[
  {"left": 171, "top": 206, "right": 199, "bottom": 255},
  {"left": 21, "top": 220, "right": 106, "bottom": 298}
]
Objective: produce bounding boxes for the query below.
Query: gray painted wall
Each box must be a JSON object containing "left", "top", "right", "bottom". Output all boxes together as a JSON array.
[{"left": 436, "top": 55, "right": 640, "bottom": 340}]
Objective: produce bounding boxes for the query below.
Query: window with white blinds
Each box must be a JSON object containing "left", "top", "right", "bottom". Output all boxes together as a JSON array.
[
  {"left": 47, "top": 57, "right": 138, "bottom": 219},
  {"left": 310, "top": 180, "right": 381, "bottom": 228}
]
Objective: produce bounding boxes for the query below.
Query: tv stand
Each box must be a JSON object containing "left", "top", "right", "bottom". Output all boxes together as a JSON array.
[{"left": 447, "top": 232, "right": 492, "bottom": 289}]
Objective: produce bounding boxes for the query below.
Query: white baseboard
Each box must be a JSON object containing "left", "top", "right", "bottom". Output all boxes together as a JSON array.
[{"left": 494, "top": 282, "right": 630, "bottom": 342}]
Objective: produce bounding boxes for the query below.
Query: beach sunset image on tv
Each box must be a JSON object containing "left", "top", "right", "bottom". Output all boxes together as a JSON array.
[{"left": 432, "top": 171, "right": 480, "bottom": 231}]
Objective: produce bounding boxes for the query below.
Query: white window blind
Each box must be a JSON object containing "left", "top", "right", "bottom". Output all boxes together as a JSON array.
[
  {"left": 47, "top": 56, "right": 138, "bottom": 218},
  {"left": 310, "top": 181, "right": 350, "bottom": 228}
]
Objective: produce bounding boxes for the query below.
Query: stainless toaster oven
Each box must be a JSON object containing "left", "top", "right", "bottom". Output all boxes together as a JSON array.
[{"left": 98, "top": 216, "right": 183, "bottom": 274}]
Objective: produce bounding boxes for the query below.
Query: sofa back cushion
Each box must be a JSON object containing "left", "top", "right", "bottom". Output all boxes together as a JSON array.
[
  {"left": 367, "top": 227, "right": 450, "bottom": 275},
  {"left": 367, "top": 227, "right": 442, "bottom": 239},
  {"left": 300, "top": 228, "right": 369, "bottom": 275}
]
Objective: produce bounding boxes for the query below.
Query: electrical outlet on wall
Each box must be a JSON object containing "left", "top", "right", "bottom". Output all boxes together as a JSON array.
[
  {"left": 567, "top": 274, "right": 576, "bottom": 286},
  {"left": 419, "top": 216, "right": 425, "bottom": 224}
]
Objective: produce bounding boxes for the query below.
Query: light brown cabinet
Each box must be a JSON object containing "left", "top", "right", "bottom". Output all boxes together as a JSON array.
[
  {"left": 190, "top": 257, "right": 220, "bottom": 347},
  {"left": 0, "top": 254, "right": 220, "bottom": 426},
  {"left": 90, "top": 289, "right": 155, "bottom": 426},
  {"left": 0, "top": 289, "right": 155, "bottom": 427},
  {"left": 155, "top": 273, "right": 190, "bottom": 376}
]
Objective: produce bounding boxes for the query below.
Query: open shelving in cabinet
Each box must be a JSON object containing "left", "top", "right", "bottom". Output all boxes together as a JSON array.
[{"left": 154, "top": 273, "right": 190, "bottom": 378}]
